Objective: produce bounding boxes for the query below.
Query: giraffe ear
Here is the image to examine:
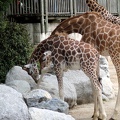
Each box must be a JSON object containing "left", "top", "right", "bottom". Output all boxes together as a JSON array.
[
  {"left": 22, "top": 64, "right": 31, "bottom": 71},
  {"left": 24, "top": 64, "right": 31, "bottom": 68}
]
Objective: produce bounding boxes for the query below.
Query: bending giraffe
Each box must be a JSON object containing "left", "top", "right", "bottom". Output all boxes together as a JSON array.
[
  {"left": 23, "top": 35, "right": 106, "bottom": 120},
  {"left": 50, "top": 12, "right": 120, "bottom": 120},
  {"left": 86, "top": 0, "right": 120, "bottom": 25}
]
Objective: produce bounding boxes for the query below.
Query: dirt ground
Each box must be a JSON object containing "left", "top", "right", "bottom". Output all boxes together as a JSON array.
[{"left": 69, "top": 57, "right": 120, "bottom": 120}]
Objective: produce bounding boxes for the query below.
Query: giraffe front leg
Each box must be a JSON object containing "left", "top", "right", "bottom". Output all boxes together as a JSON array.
[
  {"left": 54, "top": 66, "right": 64, "bottom": 101},
  {"left": 96, "top": 89, "right": 107, "bottom": 120},
  {"left": 91, "top": 83, "right": 99, "bottom": 120}
]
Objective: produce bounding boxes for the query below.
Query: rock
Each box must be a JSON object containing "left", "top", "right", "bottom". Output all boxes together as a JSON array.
[
  {"left": 38, "top": 74, "right": 77, "bottom": 108},
  {"left": 6, "top": 80, "right": 31, "bottom": 95},
  {"left": 102, "top": 77, "right": 115, "bottom": 99},
  {"left": 100, "top": 56, "right": 110, "bottom": 78},
  {"left": 24, "top": 89, "right": 52, "bottom": 107},
  {"left": 5, "top": 66, "right": 37, "bottom": 89},
  {"left": 39, "top": 67, "right": 114, "bottom": 105},
  {"left": 32, "top": 98, "right": 69, "bottom": 114},
  {"left": 64, "top": 70, "right": 93, "bottom": 104},
  {"left": 0, "top": 84, "right": 31, "bottom": 120},
  {"left": 29, "top": 107, "right": 75, "bottom": 120}
]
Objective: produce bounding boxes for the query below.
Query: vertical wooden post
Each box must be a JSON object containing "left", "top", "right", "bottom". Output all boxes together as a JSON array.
[
  {"left": 40, "top": 0, "right": 45, "bottom": 41},
  {"left": 118, "top": 0, "right": 120, "bottom": 16},
  {"left": 70, "top": 0, "right": 73, "bottom": 16},
  {"left": 107, "top": 0, "right": 110, "bottom": 12},
  {"left": 44, "top": 0, "right": 48, "bottom": 34},
  {"left": 40, "top": 0, "right": 45, "bottom": 34},
  {"left": 73, "top": 0, "right": 77, "bottom": 15}
]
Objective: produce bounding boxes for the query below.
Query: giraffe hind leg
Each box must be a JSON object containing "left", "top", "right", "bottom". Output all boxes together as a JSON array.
[
  {"left": 84, "top": 69, "right": 106, "bottom": 120},
  {"left": 109, "top": 54, "right": 120, "bottom": 120}
]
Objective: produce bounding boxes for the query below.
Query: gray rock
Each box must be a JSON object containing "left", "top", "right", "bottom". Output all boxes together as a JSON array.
[
  {"left": 38, "top": 74, "right": 77, "bottom": 108},
  {"left": 100, "top": 56, "right": 110, "bottom": 78},
  {"left": 64, "top": 70, "right": 93, "bottom": 104},
  {"left": 34, "top": 98, "right": 69, "bottom": 114},
  {"left": 40, "top": 67, "right": 114, "bottom": 105},
  {"left": 0, "top": 84, "right": 31, "bottom": 120},
  {"left": 102, "top": 77, "right": 115, "bottom": 99},
  {"left": 6, "top": 80, "right": 31, "bottom": 95},
  {"left": 29, "top": 107, "right": 75, "bottom": 120},
  {"left": 5, "top": 66, "right": 37, "bottom": 89},
  {"left": 24, "top": 89, "right": 52, "bottom": 107}
]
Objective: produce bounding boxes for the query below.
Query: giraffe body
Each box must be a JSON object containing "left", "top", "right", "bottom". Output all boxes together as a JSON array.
[
  {"left": 86, "top": 0, "right": 120, "bottom": 25},
  {"left": 50, "top": 12, "right": 120, "bottom": 120},
  {"left": 24, "top": 35, "right": 106, "bottom": 119}
]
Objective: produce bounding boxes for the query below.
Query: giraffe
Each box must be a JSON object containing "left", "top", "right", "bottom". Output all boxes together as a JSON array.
[
  {"left": 86, "top": 0, "right": 120, "bottom": 25},
  {"left": 23, "top": 34, "right": 107, "bottom": 120},
  {"left": 49, "top": 12, "right": 120, "bottom": 120}
]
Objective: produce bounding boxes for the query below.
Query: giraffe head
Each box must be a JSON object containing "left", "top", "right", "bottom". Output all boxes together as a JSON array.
[{"left": 23, "top": 63, "right": 40, "bottom": 83}]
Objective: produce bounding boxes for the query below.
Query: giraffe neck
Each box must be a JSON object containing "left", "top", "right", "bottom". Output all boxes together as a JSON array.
[
  {"left": 28, "top": 37, "right": 54, "bottom": 64},
  {"left": 86, "top": 0, "right": 120, "bottom": 25}
]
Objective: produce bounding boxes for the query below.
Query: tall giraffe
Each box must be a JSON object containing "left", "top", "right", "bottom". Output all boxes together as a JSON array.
[
  {"left": 86, "top": 0, "right": 120, "bottom": 25},
  {"left": 50, "top": 12, "right": 120, "bottom": 120},
  {"left": 23, "top": 34, "right": 106, "bottom": 120}
]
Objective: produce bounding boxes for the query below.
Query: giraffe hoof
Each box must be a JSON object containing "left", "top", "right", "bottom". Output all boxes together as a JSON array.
[
  {"left": 91, "top": 115, "right": 103, "bottom": 120},
  {"left": 109, "top": 118, "right": 115, "bottom": 120}
]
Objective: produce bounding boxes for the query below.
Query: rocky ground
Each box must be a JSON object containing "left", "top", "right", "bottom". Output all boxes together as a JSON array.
[{"left": 69, "top": 57, "right": 120, "bottom": 120}]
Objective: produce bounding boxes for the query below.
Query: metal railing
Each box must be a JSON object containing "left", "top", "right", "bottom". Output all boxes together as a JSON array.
[
  {"left": 6, "top": 0, "right": 119, "bottom": 17},
  {"left": 7, "top": 0, "right": 40, "bottom": 15},
  {"left": 6, "top": 0, "right": 89, "bottom": 17}
]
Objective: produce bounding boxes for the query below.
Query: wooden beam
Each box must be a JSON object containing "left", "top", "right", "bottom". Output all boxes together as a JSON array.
[
  {"left": 70, "top": 0, "right": 73, "bottom": 16},
  {"left": 73, "top": 0, "right": 77, "bottom": 15},
  {"left": 44, "top": 0, "right": 48, "bottom": 33},
  {"left": 118, "top": 0, "right": 120, "bottom": 16},
  {"left": 40, "top": 0, "right": 45, "bottom": 33}
]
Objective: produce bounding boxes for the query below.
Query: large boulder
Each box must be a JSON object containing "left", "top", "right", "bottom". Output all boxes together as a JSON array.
[
  {"left": 24, "top": 89, "right": 52, "bottom": 107},
  {"left": 38, "top": 74, "right": 77, "bottom": 108},
  {"left": 38, "top": 56, "right": 115, "bottom": 105},
  {"left": 29, "top": 107, "right": 75, "bottom": 120},
  {"left": 0, "top": 84, "right": 31, "bottom": 120},
  {"left": 34, "top": 98, "right": 69, "bottom": 114},
  {"left": 5, "top": 66, "right": 37, "bottom": 89},
  {"left": 100, "top": 56, "right": 110, "bottom": 78},
  {"left": 24, "top": 89, "right": 69, "bottom": 114},
  {"left": 6, "top": 80, "right": 31, "bottom": 95}
]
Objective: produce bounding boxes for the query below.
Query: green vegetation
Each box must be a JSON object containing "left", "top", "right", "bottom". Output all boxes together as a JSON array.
[
  {"left": 0, "top": 0, "right": 13, "bottom": 18},
  {"left": 0, "top": 0, "right": 32, "bottom": 83},
  {"left": 0, "top": 21, "right": 32, "bottom": 83}
]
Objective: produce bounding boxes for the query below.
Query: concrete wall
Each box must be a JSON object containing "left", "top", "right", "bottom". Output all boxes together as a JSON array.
[{"left": 25, "top": 22, "right": 82, "bottom": 45}]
